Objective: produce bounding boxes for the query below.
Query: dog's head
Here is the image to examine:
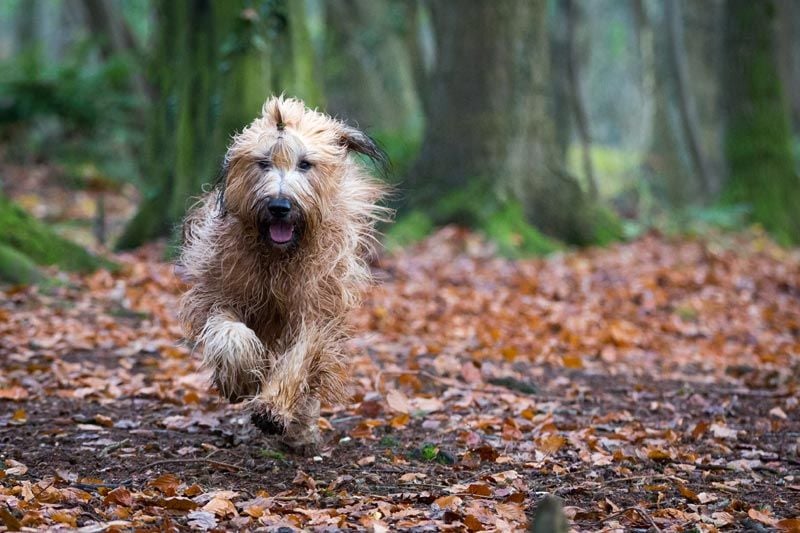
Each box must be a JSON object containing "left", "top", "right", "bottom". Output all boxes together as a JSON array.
[{"left": 219, "top": 96, "right": 386, "bottom": 251}]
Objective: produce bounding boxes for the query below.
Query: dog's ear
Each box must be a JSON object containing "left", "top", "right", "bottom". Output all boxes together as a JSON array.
[
  {"left": 340, "top": 125, "right": 389, "bottom": 172},
  {"left": 214, "top": 157, "right": 230, "bottom": 217}
]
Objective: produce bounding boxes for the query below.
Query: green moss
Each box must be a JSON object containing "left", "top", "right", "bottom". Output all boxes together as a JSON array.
[
  {"left": 589, "top": 205, "right": 625, "bottom": 246},
  {"left": 723, "top": 0, "right": 800, "bottom": 245},
  {"left": 483, "top": 203, "right": 561, "bottom": 257},
  {"left": 566, "top": 144, "right": 639, "bottom": 198},
  {"left": 0, "top": 244, "right": 45, "bottom": 285},
  {"left": 0, "top": 194, "right": 113, "bottom": 274},
  {"left": 384, "top": 210, "right": 434, "bottom": 250}
]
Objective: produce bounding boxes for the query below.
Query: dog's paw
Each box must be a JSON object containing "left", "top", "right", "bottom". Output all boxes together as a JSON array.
[
  {"left": 250, "top": 410, "right": 286, "bottom": 435},
  {"left": 278, "top": 439, "right": 319, "bottom": 457},
  {"left": 201, "top": 314, "right": 266, "bottom": 402},
  {"left": 279, "top": 430, "right": 321, "bottom": 457}
]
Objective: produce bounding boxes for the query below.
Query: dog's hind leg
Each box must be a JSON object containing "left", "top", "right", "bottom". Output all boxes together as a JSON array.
[{"left": 200, "top": 310, "right": 266, "bottom": 403}]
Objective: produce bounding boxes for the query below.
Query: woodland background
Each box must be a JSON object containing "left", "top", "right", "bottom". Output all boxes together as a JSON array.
[
  {"left": 0, "top": 0, "right": 799, "bottom": 275},
  {"left": 0, "top": 1, "right": 799, "bottom": 531}
]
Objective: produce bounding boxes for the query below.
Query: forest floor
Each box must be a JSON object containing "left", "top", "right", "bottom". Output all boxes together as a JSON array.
[{"left": 1, "top": 226, "right": 799, "bottom": 532}]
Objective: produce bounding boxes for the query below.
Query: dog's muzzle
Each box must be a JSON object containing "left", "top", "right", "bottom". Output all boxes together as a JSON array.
[{"left": 258, "top": 196, "right": 303, "bottom": 248}]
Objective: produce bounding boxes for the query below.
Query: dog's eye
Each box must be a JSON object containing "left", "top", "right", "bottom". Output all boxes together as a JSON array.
[
  {"left": 257, "top": 159, "right": 272, "bottom": 171},
  {"left": 297, "top": 159, "right": 313, "bottom": 172}
]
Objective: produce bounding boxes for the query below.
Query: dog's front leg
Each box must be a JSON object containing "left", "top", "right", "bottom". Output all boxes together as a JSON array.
[
  {"left": 200, "top": 310, "right": 266, "bottom": 402},
  {"left": 251, "top": 323, "right": 348, "bottom": 455}
]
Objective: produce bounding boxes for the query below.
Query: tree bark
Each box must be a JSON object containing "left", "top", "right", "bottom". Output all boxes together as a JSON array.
[
  {"left": 722, "top": 0, "right": 800, "bottom": 244},
  {"left": 563, "top": 0, "right": 597, "bottom": 200},
  {"left": 410, "top": 0, "right": 616, "bottom": 246},
  {"left": 324, "top": 0, "right": 421, "bottom": 134},
  {"left": 117, "top": 0, "right": 303, "bottom": 249},
  {"left": 776, "top": 0, "right": 800, "bottom": 133},
  {"left": 664, "top": 0, "right": 712, "bottom": 199}
]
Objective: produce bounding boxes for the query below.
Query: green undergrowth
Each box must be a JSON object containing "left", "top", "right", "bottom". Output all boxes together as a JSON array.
[
  {"left": 0, "top": 243, "right": 45, "bottom": 285},
  {"left": 622, "top": 203, "right": 754, "bottom": 241},
  {"left": 386, "top": 182, "right": 573, "bottom": 258},
  {"left": 0, "top": 194, "right": 115, "bottom": 284}
]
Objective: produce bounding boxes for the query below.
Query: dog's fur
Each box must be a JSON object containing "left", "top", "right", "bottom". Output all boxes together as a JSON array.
[{"left": 177, "top": 96, "right": 389, "bottom": 453}]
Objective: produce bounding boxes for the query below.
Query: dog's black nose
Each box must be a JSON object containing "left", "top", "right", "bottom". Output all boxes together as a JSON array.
[{"left": 267, "top": 197, "right": 292, "bottom": 218}]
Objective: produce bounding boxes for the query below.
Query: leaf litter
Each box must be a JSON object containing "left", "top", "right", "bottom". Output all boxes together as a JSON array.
[{"left": 0, "top": 227, "right": 798, "bottom": 530}]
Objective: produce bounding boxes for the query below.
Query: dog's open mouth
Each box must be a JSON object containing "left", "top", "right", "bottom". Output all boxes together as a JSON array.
[{"left": 268, "top": 221, "right": 294, "bottom": 244}]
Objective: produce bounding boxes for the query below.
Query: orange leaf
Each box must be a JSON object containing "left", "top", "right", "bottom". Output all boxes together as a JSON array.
[
  {"left": 777, "top": 519, "right": 800, "bottom": 532},
  {"left": 539, "top": 434, "right": 566, "bottom": 454},
  {"left": 647, "top": 448, "right": 672, "bottom": 461},
  {"left": 676, "top": 483, "right": 699, "bottom": 503},
  {"left": 183, "top": 484, "right": 203, "bottom": 497},
  {"left": 467, "top": 484, "right": 492, "bottom": 497},
  {"left": 11, "top": 409, "right": 26, "bottom": 424},
  {"left": 389, "top": 413, "right": 410, "bottom": 429},
  {"left": 149, "top": 473, "right": 180, "bottom": 496},
  {"left": 0, "top": 387, "right": 29, "bottom": 401},
  {"left": 50, "top": 512, "right": 77, "bottom": 527},
  {"left": 244, "top": 505, "right": 265, "bottom": 518},
  {"left": 748, "top": 509, "right": 778, "bottom": 527},
  {"left": 464, "top": 514, "right": 483, "bottom": 531},
  {"left": 434, "top": 495, "right": 463, "bottom": 511},
  {"left": 562, "top": 354, "right": 583, "bottom": 369},
  {"left": 156, "top": 497, "right": 198, "bottom": 511},
  {"left": 103, "top": 487, "right": 133, "bottom": 507}
]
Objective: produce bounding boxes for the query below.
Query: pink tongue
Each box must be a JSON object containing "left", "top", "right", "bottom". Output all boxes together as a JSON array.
[{"left": 269, "top": 221, "right": 294, "bottom": 243}]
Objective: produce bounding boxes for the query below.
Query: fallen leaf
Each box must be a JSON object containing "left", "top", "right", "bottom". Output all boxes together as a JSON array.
[
  {"left": 103, "top": 487, "right": 133, "bottom": 507},
  {"left": 292, "top": 470, "right": 316, "bottom": 490},
  {"left": 386, "top": 389, "right": 411, "bottom": 413},
  {"left": 748, "top": 508, "right": 777, "bottom": 527},
  {"left": 4, "top": 460, "right": 28, "bottom": 476},
  {"left": 202, "top": 497, "right": 237, "bottom": 517},
  {"left": 149, "top": 473, "right": 180, "bottom": 496},
  {"left": 0, "top": 387, "right": 29, "bottom": 401}
]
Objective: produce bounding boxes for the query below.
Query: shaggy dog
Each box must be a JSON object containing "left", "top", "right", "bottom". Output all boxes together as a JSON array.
[{"left": 177, "top": 96, "right": 389, "bottom": 453}]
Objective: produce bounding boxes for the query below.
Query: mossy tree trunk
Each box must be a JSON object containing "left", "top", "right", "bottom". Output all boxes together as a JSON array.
[
  {"left": 0, "top": 193, "right": 108, "bottom": 283},
  {"left": 722, "top": 0, "right": 800, "bottom": 245},
  {"left": 117, "top": 0, "right": 319, "bottom": 250},
  {"left": 324, "top": 0, "right": 421, "bottom": 136},
  {"left": 409, "top": 0, "right": 618, "bottom": 247}
]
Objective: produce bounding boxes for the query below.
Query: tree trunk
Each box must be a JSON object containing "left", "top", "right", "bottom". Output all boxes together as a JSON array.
[
  {"left": 324, "top": 0, "right": 421, "bottom": 135},
  {"left": 664, "top": 0, "right": 712, "bottom": 199},
  {"left": 776, "top": 0, "right": 800, "bottom": 133},
  {"left": 117, "top": 1, "right": 294, "bottom": 249},
  {"left": 722, "top": 0, "right": 800, "bottom": 245},
  {"left": 646, "top": 2, "right": 694, "bottom": 206},
  {"left": 410, "top": 0, "right": 617, "bottom": 247},
  {"left": 563, "top": 0, "right": 597, "bottom": 200}
]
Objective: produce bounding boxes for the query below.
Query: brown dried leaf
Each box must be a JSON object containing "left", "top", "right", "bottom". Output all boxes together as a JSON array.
[
  {"left": 103, "top": 486, "right": 133, "bottom": 507},
  {"left": 149, "top": 473, "right": 180, "bottom": 496}
]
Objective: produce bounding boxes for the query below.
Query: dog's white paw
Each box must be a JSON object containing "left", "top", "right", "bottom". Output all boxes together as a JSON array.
[{"left": 200, "top": 315, "right": 266, "bottom": 402}]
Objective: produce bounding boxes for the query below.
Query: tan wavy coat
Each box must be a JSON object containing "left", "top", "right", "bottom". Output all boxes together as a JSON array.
[{"left": 177, "top": 96, "right": 388, "bottom": 452}]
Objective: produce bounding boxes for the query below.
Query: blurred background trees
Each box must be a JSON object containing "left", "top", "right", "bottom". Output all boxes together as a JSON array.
[{"left": 1, "top": 0, "right": 799, "bottom": 280}]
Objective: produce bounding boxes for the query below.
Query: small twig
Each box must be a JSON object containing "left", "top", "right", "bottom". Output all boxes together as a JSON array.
[
  {"left": 603, "top": 506, "right": 662, "bottom": 532},
  {"left": 604, "top": 474, "right": 687, "bottom": 485},
  {"left": 71, "top": 480, "right": 133, "bottom": 492},
  {"left": 329, "top": 415, "right": 363, "bottom": 424},
  {"left": 139, "top": 458, "right": 241, "bottom": 472},
  {"left": 100, "top": 438, "right": 131, "bottom": 457},
  {"left": 32, "top": 478, "right": 56, "bottom": 499},
  {"left": 715, "top": 389, "right": 792, "bottom": 398},
  {"left": 376, "top": 369, "right": 557, "bottom": 398}
]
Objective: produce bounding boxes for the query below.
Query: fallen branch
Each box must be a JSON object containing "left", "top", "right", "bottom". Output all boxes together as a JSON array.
[
  {"left": 603, "top": 506, "right": 662, "bottom": 532},
  {"left": 139, "top": 458, "right": 242, "bottom": 472}
]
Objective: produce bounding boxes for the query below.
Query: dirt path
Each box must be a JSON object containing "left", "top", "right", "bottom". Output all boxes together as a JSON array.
[{"left": 1, "top": 230, "right": 798, "bottom": 531}]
